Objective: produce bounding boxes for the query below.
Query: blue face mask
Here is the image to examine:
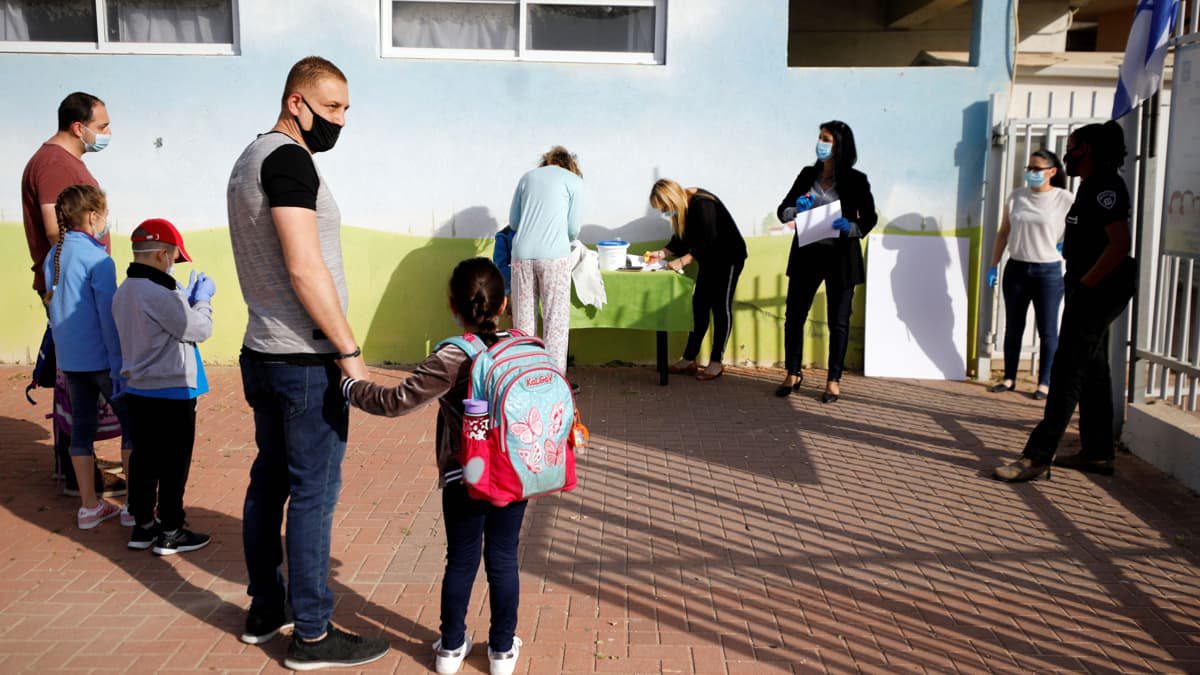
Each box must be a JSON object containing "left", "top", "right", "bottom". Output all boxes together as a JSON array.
[
  {"left": 81, "top": 125, "right": 110, "bottom": 153},
  {"left": 816, "top": 141, "right": 833, "bottom": 161},
  {"left": 1025, "top": 170, "right": 1047, "bottom": 188}
]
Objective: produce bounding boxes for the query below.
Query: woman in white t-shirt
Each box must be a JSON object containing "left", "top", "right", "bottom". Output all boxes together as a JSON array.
[{"left": 987, "top": 149, "right": 1074, "bottom": 399}]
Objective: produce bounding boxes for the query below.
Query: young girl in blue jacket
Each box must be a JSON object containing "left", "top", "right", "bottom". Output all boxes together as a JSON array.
[{"left": 44, "top": 185, "right": 131, "bottom": 530}]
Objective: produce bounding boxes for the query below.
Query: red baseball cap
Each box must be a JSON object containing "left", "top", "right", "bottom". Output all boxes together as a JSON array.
[{"left": 130, "top": 218, "right": 192, "bottom": 263}]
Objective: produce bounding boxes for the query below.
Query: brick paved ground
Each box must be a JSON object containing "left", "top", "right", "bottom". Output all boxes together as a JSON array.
[{"left": 0, "top": 364, "right": 1198, "bottom": 674}]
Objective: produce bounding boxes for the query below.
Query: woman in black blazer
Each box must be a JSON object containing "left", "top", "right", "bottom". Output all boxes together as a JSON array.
[{"left": 774, "top": 120, "right": 877, "bottom": 402}]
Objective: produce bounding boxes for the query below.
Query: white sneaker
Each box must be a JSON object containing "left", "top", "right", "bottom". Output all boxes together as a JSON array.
[
  {"left": 77, "top": 501, "right": 120, "bottom": 530},
  {"left": 433, "top": 634, "right": 472, "bottom": 674},
  {"left": 119, "top": 505, "right": 135, "bottom": 527},
  {"left": 488, "top": 636, "right": 521, "bottom": 675}
]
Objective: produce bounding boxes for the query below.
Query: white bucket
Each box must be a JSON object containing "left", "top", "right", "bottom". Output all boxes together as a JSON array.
[{"left": 597, "top": 240, "right": 630, "bottom": 271}]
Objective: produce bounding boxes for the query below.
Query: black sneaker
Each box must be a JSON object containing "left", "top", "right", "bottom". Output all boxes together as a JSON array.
[
  {"left": 63, "top": 471, "right": 126, "bottom": 498},
  {"left": 241, "top": 603, "right": 295, "bottom": 645},
  {"left": 284, "top": 625, "right": 389, "bottom": 671},
  {"left": 152, "top": 528, "right": 211, "bottom": 556},
  {"left": 127, "top": 521, "right": 162, "bottom": 550}
]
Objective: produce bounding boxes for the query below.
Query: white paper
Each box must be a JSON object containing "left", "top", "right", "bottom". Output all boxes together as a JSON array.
[
  {"left": 864, "top": 234, "right": 969, "bottom": 381},
  {"left": 766, "top": 200, "right": 843, "bottom": 248}
]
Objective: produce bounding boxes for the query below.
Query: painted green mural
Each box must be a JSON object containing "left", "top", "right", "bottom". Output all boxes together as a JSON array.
[{"left": 0, "top": 223, "right": 981, "bottom": 373}]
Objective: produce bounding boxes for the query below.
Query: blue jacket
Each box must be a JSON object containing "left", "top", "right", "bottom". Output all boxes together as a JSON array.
[
  {"left": 43, "top": 231, "right": 123, "bottom": 379},
  {"left": 493, "top": 226, "right": 514, "bottom": 292},
  {"left": 509, "top": 165, "right": 582, "bottom": 260}
]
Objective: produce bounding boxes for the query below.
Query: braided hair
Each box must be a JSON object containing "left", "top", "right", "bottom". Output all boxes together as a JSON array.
[
  {"left": 449, "top": 258, "right": 506, "bottom": 344},
  {"left": 44, "top": 184, "right": 106, "bottom": 304}
]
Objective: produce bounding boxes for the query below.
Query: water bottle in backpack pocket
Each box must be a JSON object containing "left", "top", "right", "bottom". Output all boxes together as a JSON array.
[{"left": 438, "top": 331, "right": 579, "bottom": 507}]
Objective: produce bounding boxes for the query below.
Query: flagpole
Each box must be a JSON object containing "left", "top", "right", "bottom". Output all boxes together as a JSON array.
[{"left": 1126, "top": 91, "right": 1158, "bottom": 405}]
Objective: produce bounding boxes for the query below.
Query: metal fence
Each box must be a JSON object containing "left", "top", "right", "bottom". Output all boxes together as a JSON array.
[{"left": 1131, "top": 0, "right": 1200, "bottom": 413}]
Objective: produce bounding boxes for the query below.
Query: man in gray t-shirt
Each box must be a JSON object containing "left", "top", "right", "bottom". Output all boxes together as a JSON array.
[{"left": 227, "top": 56, "right": 387, "bottom": 671}]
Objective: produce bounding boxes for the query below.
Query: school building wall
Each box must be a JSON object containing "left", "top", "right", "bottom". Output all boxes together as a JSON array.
[{"left": 0, "top": 0, "right": 1013, "bottom": 370}]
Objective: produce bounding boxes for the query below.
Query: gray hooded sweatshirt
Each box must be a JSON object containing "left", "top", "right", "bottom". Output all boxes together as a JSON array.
[{"left": 112, "top": 263, "right": 212, "bottom": 390}]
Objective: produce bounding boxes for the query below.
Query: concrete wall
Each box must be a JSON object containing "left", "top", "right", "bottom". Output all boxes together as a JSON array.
[
  {"left": 0, "top": 0, "right": 1013, "bottom": 367},
  {"left": 1124, "top": 403, "right": 1200, "bottom": 495}
]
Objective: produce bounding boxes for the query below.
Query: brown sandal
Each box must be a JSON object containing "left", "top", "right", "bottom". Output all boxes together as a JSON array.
[{"left": 696, "top": 365, "right": 724, "bottom": 381}]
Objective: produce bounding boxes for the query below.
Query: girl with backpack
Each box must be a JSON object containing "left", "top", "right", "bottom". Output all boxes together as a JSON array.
[
  {"left": 42, "top": 184, "right": 132, "bottom": 530},
  {"left": 341, "top": 258, "right": 527, "bottom": 675}
]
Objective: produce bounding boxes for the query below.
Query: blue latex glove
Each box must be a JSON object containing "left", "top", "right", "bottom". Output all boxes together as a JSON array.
[
  {"left": 795, "top": 194, "right": 814, "bottom": 213},
  {"left": 987, "top": 265, "right": 999, "bottom": 288},
  {"left": 190, "top": 272, "right": 216, "bottom": 305},
  {"left": 832, "top": 217, "right": 851, "bottom": 234},
  {"left": 1056, "top": 242, "right": 1063, "bottom": 254},
  {"left": 185, "top": 269, "right": 198, "bottom": 297},
  {"left": 111, "top": 377, "right": 127, "bottom": 400}
]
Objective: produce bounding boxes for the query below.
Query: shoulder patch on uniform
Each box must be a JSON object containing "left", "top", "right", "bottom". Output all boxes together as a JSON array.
[{"left": 1097, "top": 190, "right": 1118, "bottom": 210}]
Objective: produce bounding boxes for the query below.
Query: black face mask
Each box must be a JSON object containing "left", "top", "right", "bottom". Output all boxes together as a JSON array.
[
  {"left": 1063, "top": 146, "right": 1086, "bottom": 177},
  {"left": 296, "top": 97, "right": 342, "bottom": 153}
]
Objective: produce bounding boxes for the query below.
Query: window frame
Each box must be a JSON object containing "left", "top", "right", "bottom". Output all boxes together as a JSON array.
[
  {"left": 380, "top": 0, "right": 666, "bottom": 65},
  {"left": 0, "top": 0, "right": 241, "bottom": 56}
]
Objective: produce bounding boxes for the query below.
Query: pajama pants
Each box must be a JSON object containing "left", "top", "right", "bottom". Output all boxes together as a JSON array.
[{"left": 511, "top": 257, "right": 571, "bottom": 373}]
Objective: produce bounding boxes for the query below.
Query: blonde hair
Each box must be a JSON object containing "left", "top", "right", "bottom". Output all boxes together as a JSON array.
[
  {"left": 45, "top": 184, "right": 107, "bottom": 303},
  {"left": 649, "top": 178, "right": 691, "bottom": 238},
  {"left": 539, "top": 145, "right": 582, "bottom": 178},
  {"left": 281, "top": 56, "right": 347, "bottom": 107}
]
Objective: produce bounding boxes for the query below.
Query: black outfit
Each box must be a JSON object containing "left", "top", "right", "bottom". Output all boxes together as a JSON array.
[
  {"left": 776, "top": 166, "right": 878, "bottom": 379},
  {"left": 666, "top": 190, "right": 748, "bottom": 363},
  {"left": 124, "top": 265, "right": 199, "bottom": 531},
  {"left": 1022, "top": 171, "right": 1136, "bottom": 464}
]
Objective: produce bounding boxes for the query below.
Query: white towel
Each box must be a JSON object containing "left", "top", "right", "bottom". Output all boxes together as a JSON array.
[{"left": 568, "top": 240, "right": 607, "bottom": 309}]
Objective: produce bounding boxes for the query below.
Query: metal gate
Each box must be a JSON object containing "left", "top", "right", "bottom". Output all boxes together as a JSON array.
[
  {"left": 1130, "top": 4, "right": 1200, "bottom": 413},
  {"left": 981, "top": 95, "right": 1106, "bottom": 378}
]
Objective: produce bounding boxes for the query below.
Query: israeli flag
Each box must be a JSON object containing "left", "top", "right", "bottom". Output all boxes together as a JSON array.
[{"left": 1112, "top": 0, "right": 1180, "bottom": 119}]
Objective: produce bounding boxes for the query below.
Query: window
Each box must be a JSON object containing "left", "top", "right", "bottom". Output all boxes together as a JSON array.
[
  {"left": 1, "top": 0, "right": 239, "bottom": 55},
  {"left": 788, "top": 0, "right": 975, "bottom": 67},
  {"left": 382, "top": 0, "right": 666, "bottom": 64}
]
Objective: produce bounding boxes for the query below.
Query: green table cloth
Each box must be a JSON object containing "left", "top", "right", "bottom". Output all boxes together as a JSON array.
[{"left": 569, "top": 270, "right": 695, "bottom": 331}]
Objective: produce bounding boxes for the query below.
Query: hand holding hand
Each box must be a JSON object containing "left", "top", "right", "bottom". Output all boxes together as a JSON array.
[
  {"left": 190, "top": 273, "right": 216, "bottom": 305},
  {"left": 795, "top": 193, "right": 814, "bottom": 213},
  {"left": 987, "top": 266, "right": 999, "bottom": 288},
  {"left": 832, "top": 217, "right": 852, "bottom": 234},
  {"left": 338, "top": 354, "right": 369, "bottom": 381}
]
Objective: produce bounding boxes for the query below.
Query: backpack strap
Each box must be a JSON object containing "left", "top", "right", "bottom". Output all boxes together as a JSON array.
[{"left": 434, "top": 333, "right": 484, "bottom": 358}]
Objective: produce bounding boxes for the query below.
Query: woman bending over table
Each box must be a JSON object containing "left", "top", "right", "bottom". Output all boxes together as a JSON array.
[{"left": 645, "top": 179, "right": 747, "bottom": 381}]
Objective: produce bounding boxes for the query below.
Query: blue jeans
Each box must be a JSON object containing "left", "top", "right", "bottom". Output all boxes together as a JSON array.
[
  {"left": 1001, "top": 260, "right": 1065, "bottom": 387},
  {"left": 63, "top": 370, "right": 130, "bottom": 457},
  {"left": 440, "top": 481, "right": 527, "bottom": 653},
  {"left": 240, "top": 356, "right": 348, "bottom": 640}
]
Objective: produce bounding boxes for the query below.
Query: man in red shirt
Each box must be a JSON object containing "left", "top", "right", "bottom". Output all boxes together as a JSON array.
[
  {"left": 22, "top": 92, "right": 112, "bottom": 298},
  {"left": 21, "top": 92, "right": 122, "bottom": 500}
]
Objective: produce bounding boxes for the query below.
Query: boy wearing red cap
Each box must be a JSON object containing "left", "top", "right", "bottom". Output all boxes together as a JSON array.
[{"left": 112, "top": 219, "right": 215, "bottom": 554}]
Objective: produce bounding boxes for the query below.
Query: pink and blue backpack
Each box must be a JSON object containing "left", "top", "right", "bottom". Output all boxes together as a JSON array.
[{"left": 437, "top": 330, "right": 579, "bottom": 507}]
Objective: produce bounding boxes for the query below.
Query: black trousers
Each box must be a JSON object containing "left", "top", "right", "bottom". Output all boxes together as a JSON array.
[
  {"left": 784, "top": 268, "right": 855, "bottom": 380},
  {"left": 683, "top": 260, "right": 744, "bottom": 363},
  {"left": 1022, "top": 260, "right": 1136, "bottom": 464},
  {"left": 127, "top": 395, "right": 197, "bottom": 530}
]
